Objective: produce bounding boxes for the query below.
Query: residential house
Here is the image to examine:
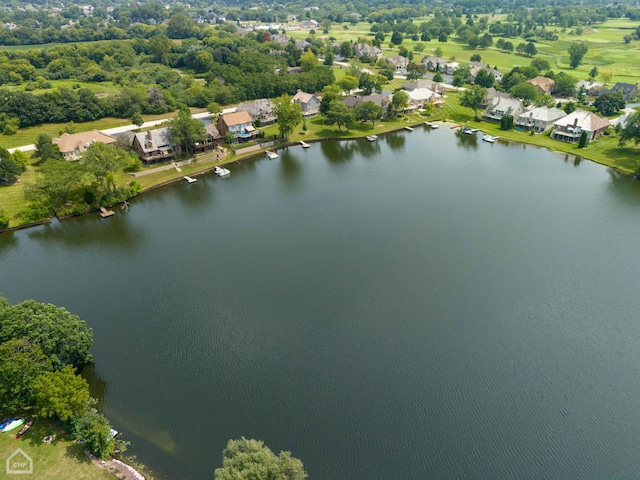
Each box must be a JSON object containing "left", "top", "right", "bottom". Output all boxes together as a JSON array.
[
  {"left": 354, "top": 43, "right": 383, "bottom": 59},
  {"left": 270, "top": 34, "right": 290, "bottom": 46},
  {"left": 300, "top": 19, "right": 319, "bottom": 29},
  {"left": 481, "top": 87, "right": 510, "bottom": 108},
  {"left": 482, "top": 97, "right": 525, "bottom": 123},
  {"left": 293, "top": 90, "right": 321, "bottom": 117},
  {"left": 516, "top": 107, "right": 566, "bottom": 133},
  {"left": 603, "top": 82, "right": 638, "bottom": 101},
  {"left": 469, "top": 62, "right": 502, "bottom": 83},
  {"left": 550, "top": 110, "right": 610, "bottom": 143},
  {"left": 53, "top": 130, "right": 116, "bottom": 160},
  {"left": 421, "top": 56, "right": 447, "bottom": 72},
  {"left": 132, "top": 128, "right": 179, "bottom": 164},
  {"left": 194, "top": 124, "right": 222, "bottom": 154},
  {"left": 441, "top": 62, "right": 459, "bottom": 75},
  {"left": 576, "top": 80, "right": 605, "bottom": 95},
  {"left": 236, "top": 98, "right": 276, "bottom": 126},
  {"left": 402, "top": 79, "right": 446, "bottom": 95},
  {"left": 218, "top": 111, "right": 258, "bottom": 142},
  {"left": 406, "top": 88, "right": 443, "bottom": 111},
  {"left": 527, "top": 76, "right": 555, "bottom": 96},
  {"left": 342, "top": 93, "right": 391, "bottom": 110},
  {"left": 295, "top": 40, "right": 311, "bottom": 51},
  {"left": 388, "top": 55, "right": 409, "bottom": 71}
]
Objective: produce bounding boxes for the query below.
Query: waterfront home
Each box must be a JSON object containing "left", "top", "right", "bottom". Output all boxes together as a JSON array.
[
  {"left": 401, "top": 79, "right": 446, "bottom": 95},
  {"left": 516, "top": 107, "right": 566, "bottom": 133},
  {"left": 292, "top": 90, "right": 321, "bottom": 117},
  {"left": 406, "top": 88, "right": 443, "bottom": 111},
  {"left": 218, "top": 111, "right": 258, "bottom": 142},
  {"left": 527, "top": 76, "right": 555, "bottom": 96},
  {"left": 194, "top": 124, "right": 223, "bottom": 154},
  {"left": 236, "top": 98, "right": 276, "bottom": 126},
  {"left": 53, "top": 130, "right": 116, "bottom": 160},
  {"left": 342, "top": 93, "right": 391, "bottom": 110},
  {"left": 482, "top": 97, "right": 525, "bottom": 123},
  {"left": 132, "top": 128, "right": 180, "bottom": 164},
  {"left": 481, "top": 87, "right": 510, "bottom": 108},
  {"left": 550, "top": 110, "right": 610, "bottom": 143},
  {"left": 469, "top": 62, "right": 503, "bottom": 83}
]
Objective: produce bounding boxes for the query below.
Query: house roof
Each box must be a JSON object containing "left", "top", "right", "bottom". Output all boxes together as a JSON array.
[
  {"left": 421, "top": 55, "right": 446, "bottom": 65},
  {"left": 407, "top": 88, "right": 440, "bottom": 101},
  {"left": 388, "top": 55, "right": 409, "bottom": 67},
  {"left": 205, "top": 124, "right": 220, "bottom": 138},
  {"left": 236, "top": 99, "right": 274, "bottom": 118},
  {"left": 133, "top": 127, "right": 173, "bottom": 154},
  {"left": 221, "top": 110, "right": 254, "bottom": 126},
  {"left": 553, "top": 109, "right": 610, "bottom": 131},
  {"left": 517, "top": 106, "right": 566, "bottom": 123},
  {"left": 527, "top": 76, "right": 555, "bottom": 89},
  {"left": 612, "top": 82, "right": 637, "bottom": 92},
  {"left": 293, "top": 90, "right": 316, "bottom": 104},
  {"left": 486, "top": 97, "right": 524, "bottom": 114},
  {"left": 53, "top": 130, "right": 115, "bottom": 154},
  {"left": 402, "top": 79, "right": 444, "bottom": 92}
]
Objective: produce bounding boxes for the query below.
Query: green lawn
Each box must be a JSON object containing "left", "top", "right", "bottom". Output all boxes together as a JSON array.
[
  {"left": 0, "top": 419, "right": 117, "bottom": 479},
  {"left": 4, "top": 80, "right": 121, "bottom": 95}
]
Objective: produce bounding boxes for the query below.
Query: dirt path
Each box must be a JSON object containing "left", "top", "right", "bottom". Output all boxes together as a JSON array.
[{"left": 85, "top": 451, "right": 145, "bottom": 480}]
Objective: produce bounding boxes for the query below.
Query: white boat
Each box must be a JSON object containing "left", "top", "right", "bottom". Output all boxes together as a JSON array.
[
  {"left": 424, "top": 122, "right": 440, "bottom": 129},
  {"left": 2, "top": 418, "right": 25, "bottom": 433},
  {"left": 404, "top": 126, "right": 414, "bottom": 131},
  {"left": 462, "top": 127, "right": 477, "bottom": 135},
  {"left": 482, "top": 134, "right": 498, "bottom": 143},
  {"left": 214, "top": 166, "right": 231, "bottom": 177},
  {"left": 183, "top": 176, "right": 197, "bottom": 184},
  {"left": 366, "top": 135, "right": 378, "bottom": 142},
  {"left": 265, "top": 151, "right": 278, "bottom": 159},
  {"left": 300, "top": 141, "right": 310, "bottom": 148}
]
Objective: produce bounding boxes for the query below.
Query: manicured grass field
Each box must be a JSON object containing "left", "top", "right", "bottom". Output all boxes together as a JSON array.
[{"left": 0, "top": 419, "right": 117, "bottom": 479}]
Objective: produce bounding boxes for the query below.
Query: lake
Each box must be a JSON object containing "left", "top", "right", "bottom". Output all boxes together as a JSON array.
[{"left": 2, "top": 126, "right": 640, "bottom": 479}]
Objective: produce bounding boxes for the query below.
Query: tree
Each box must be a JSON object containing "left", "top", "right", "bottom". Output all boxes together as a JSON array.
[
  {"left": 0, "top": 338, "right": 52, "bottom": 412},
  {"left": 460, "top": 85, "right": 487, "bottom": 120},
  {"left": 323, "top": 50, "right": 334, "bottom": 66},
  {"left": 26, "top": 159, "right": 84, "bottom": 213},
  {"left": 531, "top": 58, "right": 551, "bottom": 72},
  {"left": 391, "top": 31, "right": 403, "bottom": 45},
  {"left": 34, "top": 133, "right": 61, "bottom": 162},
  {"left": 578, "top": 130, "right": 589, "bottom": 148},
  {"left": 390, "top": 91, "right": 409, "bottom": 116},
  {"left": 354, "top": 101, "right": 383, "bottom": 127},
  {"left": 0, "top": 153, "right": 22, "bottom": 183},
  {"left": 67, "top": 408, "right": 116, "bottom": 459},
  {"left": 554, "top": 72, "right": 578, "bottom": 97},
  {"left": 500, "top": 115, "right": 514, "bottom": 130},
  {"left": 214, "top": 437, "right": 307, "bottom": 480},
  {"left": 10, "top": 150, "right": 29, "bottom": 169},
  {"left": 568, "top": 42, "right": 588, "bottom": 68},
  {"left": 33, "top": 365, "right": 90, "bottom": 421},
  {"left": 470, "top": 53, "right": 482, "bottom": 62},
  {"left": 81, "top": 143, "right": 138, "bottom": 196},
  {"left": 433, "top": 71, "right": 444, "bottom": 83},
  {"left": 452, "top": 65, "right": 471, "bottom": 87},
  {"left": 168, "top": 107, "right": 206, "bottom": 155},
  {"left": 524, "top": 42, "right": 537, "bottom": 57},
  {"left": 326, "top": 102, "right": 354, "bottom": 131},
  {"left": 273, "top": 95, "right": 302, "bottom": 140},
  {"left": 358, "top": 73, "right": 375, "bottom": 95},
  {"left": 589, "top": 66, "right": 599, "bottom": 80},
  {"left": 599, "top": 70, "right": 613, "bottom": 85},
  {"left": 510, "top": 82, "right": 539, "bottom": 103},
  {"left": 337, "top": 76, "right": 359, "bottom": 94},
  {"left": 149, "top": 34, "right": 172, "bottom": 65},
  {"left": 131, "top": 112, "right": 144, "bottom": 128},
  {"left": 618, "top": 111, "right": 640, "bottom": 146},
  {"left": 193, "top": 50, "right": 214, "bottom": 74},
  {"left": 473, "top": 69, "right": 495, "bottom": 88},
  {"left": 300, "top": 51, "right": 319, "bottom": 72},
  {"left": 593, "top": 91, "right": 625, "bottom": 116},
  {"left": 167, "top": 13, "right": 195, "bottom": 39},
  {"left": 0, "top": 298, "right": 93, "bottom": 369},
  {"left": 319, "top": 84, "right": 341, "bottom": 116},
  {"left": 406, "top": 62, "right": 427, "bottom": 81},
  {"left": 564, "top": 101, "right": 577, "bottom": 114},
  {"left": 339, "top": 42, "right": 353, "bottom": 58}
]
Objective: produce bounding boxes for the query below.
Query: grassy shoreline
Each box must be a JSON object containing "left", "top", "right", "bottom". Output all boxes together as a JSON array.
[{"left": 1, "top": 91, "right": 638, "bottom": 232}]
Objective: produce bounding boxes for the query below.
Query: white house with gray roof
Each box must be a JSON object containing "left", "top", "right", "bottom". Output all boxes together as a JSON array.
[
  {"left": 482, "top": 97, "right": 525, "bottom": 123},
  {"left": 236, "top": 98, "right": 276, "bottom": 125},
  {"left": 516, "top": 107, "right": 566, "bottom": 133}
]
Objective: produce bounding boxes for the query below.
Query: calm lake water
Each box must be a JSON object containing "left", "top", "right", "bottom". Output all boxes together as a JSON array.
[{"left": 2, "top": 127, "right": 640, "bottom": 479}]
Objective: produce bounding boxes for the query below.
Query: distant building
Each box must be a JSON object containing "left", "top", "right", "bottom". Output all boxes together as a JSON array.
[
  {"left": 300, "top": 19, "right": 319, "bottom": 29},
  {"left": 53, "top": 130, "right": 116, "bottom": 160},
  {"left": 551, "top": 110, "right": 610, "bottom": 143},
  {"left": 469, "top": 62, "right": 502, "bottom": 83},
  {"left": 402, "top": 79, "right": 446, "bottom": 95},
  {"left": 602, "top": 82, "right": 638, "bottom": 101},
  {"left": 388, "top": 55, "right": 409, "bottom": 71},
  {"left": 353, "top": 43, "right": 382, "bottom": 59},
  {"left": 576, "top": 80, "right": 605, "bottom": 95},
  {"left": 421, "top": 56, "right": 447, "bottom": 72},
  {"left": 132, "top": 128, "right": 180, "bottom": 164}
]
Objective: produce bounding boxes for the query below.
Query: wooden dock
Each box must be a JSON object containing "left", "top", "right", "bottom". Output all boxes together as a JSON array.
[
  {"left": 99, "top": 207, "right": 115, "bottom": 218},
  {"left": 300, "top": 141, "right": 310, "bottom": 148}
]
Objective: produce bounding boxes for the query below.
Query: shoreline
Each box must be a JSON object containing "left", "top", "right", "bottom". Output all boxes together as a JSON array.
[{"left": 0, "top": 118, "right": 635, "bottom": 234}]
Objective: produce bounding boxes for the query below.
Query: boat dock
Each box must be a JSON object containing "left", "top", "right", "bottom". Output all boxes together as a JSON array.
[
  {"left": 99, "top": 207, "right": 115, "bottom": 218},
  {"left": 183, "top": 176, "right": 198, "bottom": 184},
  {"left": 300, "top": 141, "right": 310, "bottom": 148},
  {"left": 266, "top": 151, "right": 278, "bottom": 159},
  {"left": 404, "top": 126, "right": 414, "bottom": 131}
]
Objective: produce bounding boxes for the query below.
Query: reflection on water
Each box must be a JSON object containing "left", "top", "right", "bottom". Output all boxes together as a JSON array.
[
  {"left": 321, "top": 140, "right": 357, "bottom": 163},
  {"left": 384, "top": 131, "right": 406, "bottom": 151}
]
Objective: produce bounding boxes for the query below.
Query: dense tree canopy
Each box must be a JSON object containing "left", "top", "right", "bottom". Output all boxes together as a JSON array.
[{"left": 273, "top": 95, "right": 303, "bottom": 139}]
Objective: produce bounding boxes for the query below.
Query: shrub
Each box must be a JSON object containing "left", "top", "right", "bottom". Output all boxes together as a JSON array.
[{"left": 0, "top": 213, "right": 9, "bottom": 228}]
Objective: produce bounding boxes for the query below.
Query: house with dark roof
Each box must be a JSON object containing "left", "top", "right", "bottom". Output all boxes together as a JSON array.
[
  {"left": 481, "top": 87, "right": 510, "bottom": 108},
  {"left": 132, "top": 128, "right": 180, "bottom": 163},
  {"left": 292, "top": 90, "right": 321, "bottom": 117},
  {"left": 603, "top": 82, "right": 638, "bottom": 101},
  {"left": 194, "top": 124, "right": 222, "bottom": 154},
  {"left": 236, "top": 99, "right": 276, "bottom": 126},
  {"left": 481, "top": 97, "right": 525, "bottom": 123},
  {"left": 342, "top": 93, "right": 391, "bottom": 110},
  {"left": 550, "top": 110, "right": 610, "bottom": 143},
  {"left": 218, "top": 111, "right": 258, "bottom": 141},
  {"left": 469, "top": 62, "right": 502, "bottom": 83},
  {"left": 421, "top": 56, "right": 447, "bottom": 72}
]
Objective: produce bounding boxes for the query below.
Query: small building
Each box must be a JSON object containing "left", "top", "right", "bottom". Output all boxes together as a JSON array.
[
  {"left": 236, "top": 98, "right": 276, "bottom": 126},
  {"left": 218, "top": 111, "right": 258, "bottom": 142},
  {"left": 132, "top": 128, "right": 180, "bottom": 164},
  {"left": 292, "top": 90, "right": 321, "bottom": 117},
  {"left": 527, "top": 76, "right": 555, "bottom": 96},
  {"left": 353, "top": 43, "right": 382, "bottom": 59},
  {"left": 550, "top": 109, "right": 610, "bottom": 143},
  {"left": 481, "top": 97, "right": 525, "bottom": 123},
  {"left": 53, "top": 130, "right": 116, "bottom": 160},
  {"left": 516, "top": 107, "right": 566, "bottom": 133},
  {"left": 300, "top": 19, "right": 319, "bottom": 29},
  {"left": 270, "top": 34, "right": 290, "bottom": 46}
]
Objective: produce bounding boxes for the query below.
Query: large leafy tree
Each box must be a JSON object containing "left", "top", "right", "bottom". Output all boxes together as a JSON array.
[
  {"left": 33, "top": 365, "right": 90, "bottom": 421},
  {"left": 510, "top": 82, "right": 539, "bottom": 103},
  {"left": 474, "top": 69, "right": 495, "bottom": 88},
  {"left": 619, "top": 111, "right": 640, "bottom": 146},
  {"left": 354, "top": 101, "right": 384, "bottom": 127},
  {"left": 0, "top": 297, "right": 93, "bottom": 369},
  {"left": 214, "top": 437, "right": 307, "bottom": 480},
  {"left": 33, "top": 133, "right": 62, "bottom": 163},
  {"left": 168, "top": 106, "right": 206, "bottom": 155},
  {"left": 568, "top": 42, "right": 588, "bottom": 69},
  {"left": 26, "top": 159, "right": 84, "bottom": 214},
  {"left": 81, "top": 143, "right": 138, "bottom": 196},
  {"left": 319, "top": 84, "right": 341, "bottom": 116},
  {"left": 0, "top": 148, "right": 22, "bottom": 183},
  {"left": 273, "top": 94, "right": 303, "bottom": 140},
  {"left": 326, "top": 102, "right": 354, "bottom": 131},
  {"left": 553, "top": 72, "right": 578, "bottom": 97},
  {"left": 67, "top": 408, "right": 115, "bottom": 460},
  {"left": 593, "top": 91, "right": 625, "bottom": 116},
  {"left": 0, "top": 338, "right": 52, "bottom": 412},
  {"left": 460, "top": 85, "right": 487, "bottom": 120},
  {"left": 390, "top": 90, "right": 409, "bottom": 116}
]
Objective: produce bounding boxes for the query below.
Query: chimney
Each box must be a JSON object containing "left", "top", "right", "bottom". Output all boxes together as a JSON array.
[
  {"left": 147, "top": 130, "right": 152, "bottom": 140},
  {"left": 573, "top": 117, "right": 578, "bottom": 127}
]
